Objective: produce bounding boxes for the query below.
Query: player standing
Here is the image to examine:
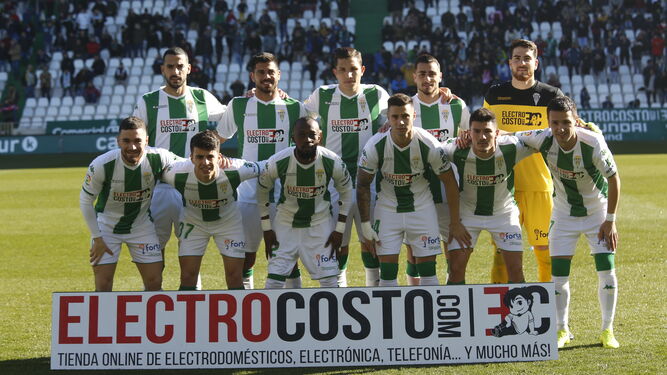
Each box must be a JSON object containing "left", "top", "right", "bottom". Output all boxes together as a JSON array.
[
  {"left": 357, "top": 94, "right": 471, "bottom": 286},
  {"left": 484, "top": 39, "right": 563, "bottom": 283},
  {"left": 217, "top": 52, "right": 307, "bottom": 289},
  {"left": 133, "top": 47, "right": 227, "bottom": 289},
  {"left": 259, "top": 117, "right": 352, "bottom": 288},
  {"left": 80, "top": 117, "right": 179, "bottom": 291},
  {"left": 516, "top": 96, "right": 621, "bottom": 349},
  {"left": 405, "top": 53, "right": 470, "bottom": 285},
  {"left": 161, "top": 130, "right": 264, "bottom": 290},
  {"left": 442, "top": 108, "right": 535, "bottom": 284}
]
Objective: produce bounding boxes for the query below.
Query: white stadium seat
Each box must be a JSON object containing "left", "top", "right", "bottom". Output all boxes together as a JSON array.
[
  {"left": 74, "top": 96, "right": 85, "bottom": 106},
  {"left": 25, "top": 98, "right": 37, "bottom": 108},
  {"left": 83, "top": 106, "right": 96, "bottom": 116},
  {"left": 62, "top": 97, "right": 74, "bottom": 106},
  {"left": 46, "top": 107, "right": 59, "bottom": 117},
  {"left": 114, "top": 85, "right": 126, "bottom": 95},
  {"left": 59, "top": 106, "right": 71, "bottom": 117},
  {"left": 37, "top": 97, "right": 49, "bottom": 107},
  {"left": 71, "top": 106, "right": 83, "bottom": 116}
]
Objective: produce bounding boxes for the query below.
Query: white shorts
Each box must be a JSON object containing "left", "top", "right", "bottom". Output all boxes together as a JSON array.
[
  {"left": 549, "top": 210, "right": 610, "bottom": 257},
  {"left": 435, "top": 201, "right": 451, "bottom": 240},
  {"left": 448, "top": 209, "right": 523, "bottom": 252},
  {"left": 268, "top": 219, "right": 339, "bottom": 280},
  {"left": 177, "top": 219, "right": 247, "bottom": 259},
  {"left": 374, "top": 205, "right": 441, "bottom": 257},
  {"left": 94, "top": 231, "right": 162, "bottom": 265},
  {"left": 151, "top": 183, "right": 183, "bottom": 247},
  {"left": 238, "top": 201, "right": 276, "bottom": 253}
]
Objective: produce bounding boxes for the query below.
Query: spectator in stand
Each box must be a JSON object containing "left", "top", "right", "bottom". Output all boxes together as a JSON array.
[
  {"left": 580, "top": 86, "right": 591, "bottom": 109},
  {"left": 602, "top": 95, "right": 614, "bottom": 108},
  {"left": 92, "top": 54, "right": 106, "bottom": 77},
  {"left": 581, "top": 46, "right": 593, "bottom": 75},
  {"left": 631, "top": 40, "right": 644, "bottom": 74},
  {"left": 0, "top": 85, "right": 18, "bottom": 123},
  {"left": 643, "top": 64, "right": 656, "bottom": 106},
  {"left": 567, "top": 43, "right": 581, "bottom": 76},
  {"left": 195, "top": 27, "right": 214, "bottom": 68},
  {"left": 230, "top": 79, "right": 245, "bottom": 97},
  {"left": 61, "top": 70, "right": 74, "bottom": 97},
  {"left": 618, "top": 34, "right": 631, "bottom": 66},
  {"left": 547, "top": 73, "right": 562, "bottom": 89},
  {"left": 24, "top": 64, "right": 36, "bottom": 98},
  {"left": 627, "top": 97, "right": 640, "bottom": 108},
  {"left": 390, "top": 73, "right": 407, "bottom": 94},
  {"left": 608, "top": 52, "right": 620, "bottom": 84},
  {"left": 651, "top": 31, "right": 664, "bottom": 66},
  {"left": 39, "top": 69, "right": 52, "bottom": 101},
  {"left": 114, "top": 62, "right": 128, "bottom": 83},
  {"left": 83, "top": 81, "right": 101, "bottom": 103},
  {"left": 9, "top": 39, "right": 21, "bottom": 72},
  {"left": 592, "top": 44, "right": 606, "bottom": 84}
]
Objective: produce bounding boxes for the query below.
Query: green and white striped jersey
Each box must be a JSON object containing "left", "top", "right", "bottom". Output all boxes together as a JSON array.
[
  {"left": 358, "top": 127, "right": 451, "bottom": 213},
  {"left": 442, "top": 135, "right": 535, "bottom": 216},
  {"left": 81, "top": 147, "right": 180, "bottom": 235},
  {"left": 161, "top": 158, "right": 263, "bottom": 226},
  {"left": 217, "top": 96, "right": 306, "bottom": 203},
  {"left": 258, "top": 146, "right": 352, "bottom": 228},
  {"left": 304, "top": 84, "right": 389, "bottom": 184},
  {"left": 516, "top": 128, "right": 618, "bottom": 217},
  {"left": 412, "top": 94, "right": 470, "bottom": 203},
  {"left": 133, "top": 86, "right": 226, "bottom": 157}
]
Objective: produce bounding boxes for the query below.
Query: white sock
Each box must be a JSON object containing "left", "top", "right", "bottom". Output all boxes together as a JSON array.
[
  {"left": 196, "top": 273, "right": 202, "bottom": 290},
  {"left": 407, "top": 275, "right": 421, "bottom": 286},
  {"left": 242, "top": 276, "right": 253, "bottom": 290},
  {"left": 319, "top": 276, "right": 338, "bottom": 288},
  {"left": 285, "top": 276, "right": 302, "bottom": 288},
  {"left": 337, "top": 270, "right": 348, "bottom": 287},
  {"left": 365, "top": 267, "right": 380, "bottom": 287},
  {"left": 419, "top": 275, "right": 439, "bottom": 286},
  {"left": 553, "top": 275, "right": 570, "bottom": 331},
  {"left": 265, "top": 278, "right": 285, "bottom": 289},
  {"left": 597, "top": 269, "right": 618, "bottom": 331},
  {"left": 379, "top": 278, "right": 398, "bottom": 287}
]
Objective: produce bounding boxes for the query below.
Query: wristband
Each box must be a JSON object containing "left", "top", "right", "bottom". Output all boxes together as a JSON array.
[
  {"left": 605, "top": 213, "right": 616, "bottom": 222},
  {"left": 335, "top": 220, "right": 346, "bottom": 233},
  {"left": 261, "top": 218, "right": 272, "bottom": 231}
]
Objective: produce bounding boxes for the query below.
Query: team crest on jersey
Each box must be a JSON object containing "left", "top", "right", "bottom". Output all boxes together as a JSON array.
[
  {"left": 219, "top": 182, "right": 228, "bottom": 193},
  {"left": 315, "top": 168, "right": 325, "bottom": 182},
  {"left": 143, "top": 171, "right": 152, "bottom": 184},
  {"left": 186, "top": 99, "right": 194, "bottom": 113},
  {"left": 359, "top": 97, "right": 367, "bottom": 113},
  {"left": 496, "top": 156, "right": 505, "bottom": 170},
  {"left": 574, "top": 155, "right": 582, "bottom": 168},
  {"left": 532, "top": 93, "right": 541, "bottom": 105},
  {"left": 441, "top": 109, "right": 450, "bottom": 121},
  {"left": 411, "top": 155, "right": 422, "bottom": 170},
  {"left": 277, "top": 109, "right": 286, "bottom": 122}
]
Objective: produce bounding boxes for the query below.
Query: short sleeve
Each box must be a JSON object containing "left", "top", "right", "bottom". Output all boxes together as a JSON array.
[
  {"left": 82, "top": 159, "right": 104, "bottom": 196},
  {"left": 204, "top": 89, "right": 227, "bottom": 123},
  {"left": 515, "top": 129, "right": 550, "bottom": 150},
  {"left": 216, "top": 99, "right": 238, "bottom": 139},
  {"left": 132, "top": 95, "right": 147, "bottom": 123},
  {"left": 377, "top": 86, "right": 390, "bottom": 117},
  {"left": 459, "top": 102, "right": 470, "bottom": 131},
  {"left": 594, "top": 140, "right": 618, "bottom": 178},
  {"left": 358, "top": 140, "right": 379, "bottom": 174},
  {"left": 237, "top": 159, "right": 263, "bottom": 181},
  {"left": 303, "top": 88, "right": 320, "bottom": 118}
]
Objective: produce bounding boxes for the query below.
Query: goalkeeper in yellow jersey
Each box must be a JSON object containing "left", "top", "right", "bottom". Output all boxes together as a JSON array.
[{"left": 483, "top": 39, "right": 563, "bottom": 283}]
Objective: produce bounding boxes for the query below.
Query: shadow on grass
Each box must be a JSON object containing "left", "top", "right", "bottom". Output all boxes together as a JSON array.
[{"left": 559, "top": 343, "right": 602, "bottom": 351}]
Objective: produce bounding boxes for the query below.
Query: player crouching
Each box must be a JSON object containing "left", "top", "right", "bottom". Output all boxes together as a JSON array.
[
  {"left": 259, "top": 117, "right": 352, "bottom": 288},
  {"left": 442, "top": 108, "right": 536, "bottom": 284},
  {"left": 516, "top": 96, "right": 621, "bottom": 349},
  {"left": 161, "top": 130, "right": 263, "bottom": 290}
]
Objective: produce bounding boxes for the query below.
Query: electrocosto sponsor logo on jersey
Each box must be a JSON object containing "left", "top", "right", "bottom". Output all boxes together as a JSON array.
[
  {"left": 285, "top": 185, "right": 327, "bottom": 199},
  {"left": 330, "top": 118, "right": 369, "bottom": 132},
  {"left": 426, "top": 128, "right": 452, "bottom": 142},
  {"left": 383, "top": 173, "right": 420, "bottom": 186},
  {"left": 246, "top": 129, "right": 285, "bottom": 143},
  {"left": 465, "top": 174, "right": 506, "bottom": 186},
  {"left": 188, "top": 198, "right": 228, "bottom": 209},
  {"left": 112, "top": 189, "right": 152, "bottom": 203},
  {"left": 160, "top": 119, "right": 198, "bottom": 133},
  {"left": 500, "top": 111, "right": 543, "bottom": 126}
]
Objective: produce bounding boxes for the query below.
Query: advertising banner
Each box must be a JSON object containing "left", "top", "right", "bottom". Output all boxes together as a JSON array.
[
  {"left": 578, "top": 108, "right": 667, "bottom": 141},
  {"left": 52, "top": 284, "right": 556, "bottom": 370},
  {"left": 46, "top": 119, "right": 122, "bottom": 135}
]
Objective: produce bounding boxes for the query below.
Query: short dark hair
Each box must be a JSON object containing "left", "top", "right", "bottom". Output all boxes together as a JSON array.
[
  {"left": 415, "top": 53, "right": 440, "bottom": 70},
  {"left": 333, "top": 47, "right": 362, "bottom": 66},
  {"left": 119, "top": 116, "right": 146, "bottom": 133},
  {"left": 387, "top": 93, "right": 412, "bottom": 109},
  {"left": 249, "top": 52, "right": 279, "bottom": 71},
  {"left": 547, "top": 96, "right": 578, "bottom": 118},
  {"left": 469, "top": 108, "right": 496, "bottom": 126},
  {"left": 163, "top": 47, "right": 188, "bottom": 62},
  {"left": 190, "top": 130, "right": 220, "bottom": 153},
  {"left": 509, "top": 39, "right": 538, "bottom": 58}
]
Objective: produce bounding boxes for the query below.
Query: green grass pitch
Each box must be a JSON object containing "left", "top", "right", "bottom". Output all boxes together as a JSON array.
[{"left": 0, "top": 154, "right": 665, "bottom": 374}]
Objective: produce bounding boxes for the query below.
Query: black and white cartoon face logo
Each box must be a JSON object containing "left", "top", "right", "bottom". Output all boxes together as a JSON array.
[{"left": 492, "top": 286, "right": 549, "bottom": 337}]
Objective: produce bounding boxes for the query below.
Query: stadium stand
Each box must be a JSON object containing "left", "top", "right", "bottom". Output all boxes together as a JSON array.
[{"left": 0, "top": 0, "right": 665, "bottom": 136}]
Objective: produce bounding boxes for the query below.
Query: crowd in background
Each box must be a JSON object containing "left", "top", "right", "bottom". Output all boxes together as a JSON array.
[{"left": 1, "top": 0, "right": 666, "bottom": 125}]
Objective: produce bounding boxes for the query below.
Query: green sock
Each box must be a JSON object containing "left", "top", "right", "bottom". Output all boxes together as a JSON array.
[
  {"left": 551, "top": 258, "right": 572, "bottom": 277},
  {"left": 415, "top": 261, "right": 436, "bottom": 277},
  {"left": 229, "top": 286, "right": 244, "bottom": 290},
  {"left": 594, "top": 253, "right": 615, "bottom": 271},
  {"left": 338, "top": 254, "right": 349, "bottom": 271},
  {"left": 178, "top": 285, "right": 197, "bottom": 291},
  {"left": 447, "top": 280, "right": 465, "bottom": 285},
  {"left": 406, "top": 261, "right": 420, "bottom": 277},
  {"left": 267, "top": 273, "right": 287, "bottom": 282},
  {"left": 361, "top": 251, "right": 380, "bottom": 268},
  {"left": 379, "top": 262, "right": 399, "bottom": 280},
  {"left": 287, "top": 267, "right": 301, "bottom": 279},
  {"left": 242, "top": 268, "right": 254, "bottom": 278}
]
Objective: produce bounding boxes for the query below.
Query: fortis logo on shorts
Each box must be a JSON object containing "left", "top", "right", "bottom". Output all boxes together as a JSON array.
[
  {"left": 427, "top": 128, "right": 451, "bottom": 142},
  {"left": 499, "top": 232, "right": 522, "bottom": 241},
  {"left": 421, "top": 235, "right": 440, "bottom": 248},
  {"left": 316, "top": 253, "right": 336, "bottom": 266},
  {"left": 246, "top": 129, "right": 285, "bottom": 143},
  {"left": 534, "top": 229, "right": 548, "bottom": 241},
  {"left": 331, "top": 118, "right": 369, "bottom": 132},
  {"left": 138, "top": 243, "right": 160, "bottom": 254},
  {"left": 224, "top": 239, "right": 246, "bottom": 250}
]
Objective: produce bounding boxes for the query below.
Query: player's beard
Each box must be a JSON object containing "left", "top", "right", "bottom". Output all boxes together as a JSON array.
[
  {"left": 511, "top": 67, "right": 533, "bottom": 82},
  {"left": 166, "top": 75, "right": 185, "bottom": 90},
  {"left": 257, "top": 80, "right": 276, "bottom": 95},
  {"left": 295, "top": 145, "right": 317, "bottom": 161}
]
